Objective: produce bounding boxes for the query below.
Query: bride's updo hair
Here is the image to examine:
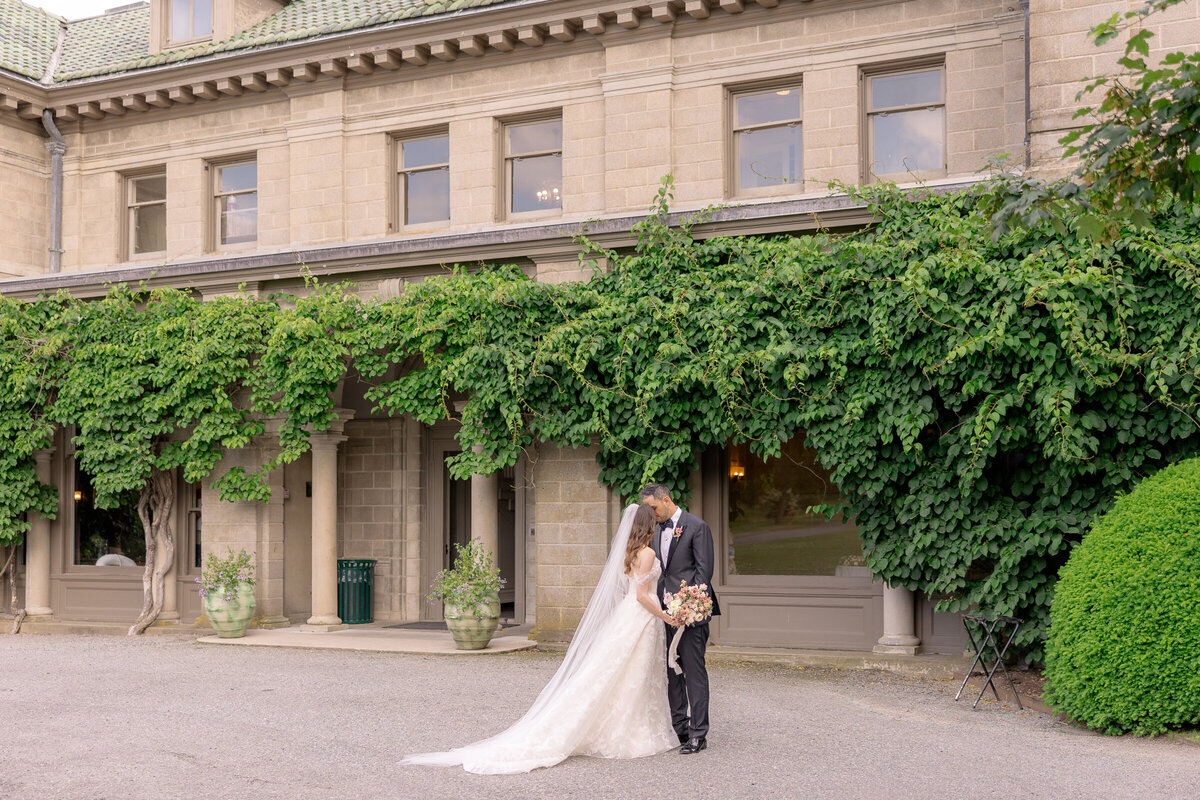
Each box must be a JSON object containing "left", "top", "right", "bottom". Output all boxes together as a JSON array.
[{"left": 624, "top": 503, "right": 658, "bottom": 575}]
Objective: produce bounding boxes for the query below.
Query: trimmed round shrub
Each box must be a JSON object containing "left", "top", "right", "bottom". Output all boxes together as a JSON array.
[{"left": 1044, "top": 457, "right": 1200, "bottom": 735}]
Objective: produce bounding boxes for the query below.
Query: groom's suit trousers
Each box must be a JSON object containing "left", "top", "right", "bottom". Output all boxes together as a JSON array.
[{"left": 666, "top": 621, "right": 710, "bottom": 739}]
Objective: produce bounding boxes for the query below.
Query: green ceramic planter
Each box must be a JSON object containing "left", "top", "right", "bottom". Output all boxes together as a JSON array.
[
  {"left": 202, "top": 581, "right": 256, "bottom": 638},
  {"left": 444, "top": 591, "right": 501, "bottom": 650}
]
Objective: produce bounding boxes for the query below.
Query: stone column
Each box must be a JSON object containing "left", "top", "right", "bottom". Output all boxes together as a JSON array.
[
  {"left": 874, "top": 583, "right": 921, "bottom": 655},
  {"left": 23, "top": 450, "right": 54, "bottom": 618},
  {"left": 462, "top": 429, "right": 498, "bottom": 559},
  {"left": 470, "top": 467, "right": 499, "bottom": 559},
  {"left": 303, "top": 412, "right": 352, "bottom": 631},
  {"left": 158, "top": 557, "right": 179, "bottom": 623}
]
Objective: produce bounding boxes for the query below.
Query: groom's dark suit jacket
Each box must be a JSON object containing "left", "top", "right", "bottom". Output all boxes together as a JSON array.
[{"left": 652, "top": 510, "right": 721, "bottom": 617}]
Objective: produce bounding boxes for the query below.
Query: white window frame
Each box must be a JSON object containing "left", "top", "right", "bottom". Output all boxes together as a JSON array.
[
  {"left": 167, "top": 0, "right": 213, "bottom": 45},
  {"left": 209, "top": 157, "right": 258, "bottom": 251},
  {"left": 728, "top": 80, "right": 804, "bottom": 199},
  {"left": 123, "top": 169, "right": 167, "bottom": 260},
  {"left": 501, "top": 114, "right": 563, "bottom": 221},
  {"left": 393, "top": 130, "right": 451, "bottom": 231},
  {"left": 862, "top": 61, "right": 947, "bottom": 183}
]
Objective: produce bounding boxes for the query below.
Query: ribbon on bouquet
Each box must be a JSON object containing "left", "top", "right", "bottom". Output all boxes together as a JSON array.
[{"left": 668, "top": 625, "right": 686, "bottom": 675}]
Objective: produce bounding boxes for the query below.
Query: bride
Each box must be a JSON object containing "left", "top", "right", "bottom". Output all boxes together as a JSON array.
[{"left": 402, "top": 503, "right": 680, "bottom": 774}]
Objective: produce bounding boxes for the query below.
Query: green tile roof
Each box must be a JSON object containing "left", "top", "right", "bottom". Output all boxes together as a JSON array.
[
  {"left": 0, "top": 0, "right": 63, "bottom": 82},
  {"left": 44, "top": 0, "right": 523, "bottom": 83}
]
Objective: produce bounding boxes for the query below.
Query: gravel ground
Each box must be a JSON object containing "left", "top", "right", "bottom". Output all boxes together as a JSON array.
[{"left": 0, "top": 634, "right": 1195, "bottom": 799}]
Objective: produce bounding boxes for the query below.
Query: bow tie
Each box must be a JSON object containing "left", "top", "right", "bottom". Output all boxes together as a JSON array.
[{"left": 658, "top": 521, "right": 673, "bottom": 533}]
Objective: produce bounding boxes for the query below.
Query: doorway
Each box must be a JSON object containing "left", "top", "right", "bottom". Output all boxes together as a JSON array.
[
  {"left": 423, "top": 427, "right": 524, "bottom": 623},
  {"left": 282, "top": 452, "right": 312, "bottom": 622}
]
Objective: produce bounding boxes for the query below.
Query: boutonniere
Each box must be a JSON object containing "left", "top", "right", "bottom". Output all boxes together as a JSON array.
[{"left": 672, "top": 526, "right": 685, "bottom": 539}]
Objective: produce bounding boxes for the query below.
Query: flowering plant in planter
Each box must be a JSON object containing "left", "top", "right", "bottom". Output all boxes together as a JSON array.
[
  {"left": 427, "top": 538, "right": 505, "bottom": 614},
  {"left": 196, "top": 548, "right": 256, "bottom": 601}
]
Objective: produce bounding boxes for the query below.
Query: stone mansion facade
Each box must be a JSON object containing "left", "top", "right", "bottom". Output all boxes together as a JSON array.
[{"left": 3, "top": 0, "right": 1196, "bottom": 650}]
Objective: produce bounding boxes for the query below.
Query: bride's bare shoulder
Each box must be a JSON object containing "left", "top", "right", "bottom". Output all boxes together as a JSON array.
[{"left": 637, "top": 547, "right": 656, "bottom": 563}]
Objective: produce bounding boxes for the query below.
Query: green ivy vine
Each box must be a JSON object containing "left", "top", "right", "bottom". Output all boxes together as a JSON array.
[{"left": 3, "top": 177, "right": 1200, "bottom": 658}]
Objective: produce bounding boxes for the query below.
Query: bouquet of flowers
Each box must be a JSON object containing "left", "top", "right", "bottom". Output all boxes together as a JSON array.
[{"left": 664, "top": 580, "right": 714, "bottom": 674}]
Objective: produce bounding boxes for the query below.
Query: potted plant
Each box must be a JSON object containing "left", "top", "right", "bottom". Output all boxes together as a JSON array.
[
  {"left": 428, "top": 538, "right": 505, "bottom": 650},
  {"left": 196, "top": 548, "right": 256, "bottom": 638}
]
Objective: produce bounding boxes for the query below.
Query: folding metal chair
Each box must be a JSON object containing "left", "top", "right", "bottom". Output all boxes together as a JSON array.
[{"left": 954, "top": 614, "right": 1023, "bottom": 710}]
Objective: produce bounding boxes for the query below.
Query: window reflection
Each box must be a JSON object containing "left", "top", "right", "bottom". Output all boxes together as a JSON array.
[
  {"left": 169, "top": 0, "right": 211, "bottom": 42},
  {"left": 215, "top": 161, "right": 257, "bottom": 246},
  {"left": 128, "top": 173, "right": 166, "bottom": 255},
  {"left": 870, "top": 70, "right": 941, "bottom": 110},
  {"left": 867, "top": 67, "right": 945, "bottom": 178},
  {"left": 74, "top": 464, "right": 145, "bottom": 567},
  {"left": 727, "top": 436, "right": 862, "bottom": 576},
  {"left": 399, "top": 134, "right": 450, "bottom": 226},
  {"left": 511, "top": 154, "right": 562, "bottom": 213},
  {"left": 738, "top": 125, "right": 802, "bottom": 189},
  {"left": 871, "top": 107, "right": 944, "bottom": 175},
  {"left": 733, "top": 86, "right": 803, "bottom": 191}
]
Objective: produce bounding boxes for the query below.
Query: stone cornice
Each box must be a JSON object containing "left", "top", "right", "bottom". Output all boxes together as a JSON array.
[
  {"left": 0, "top": 179, "right": 981, "bottom": 299},
  {"left": 1, "top": 0, "right": 805, "bottom": 125}
]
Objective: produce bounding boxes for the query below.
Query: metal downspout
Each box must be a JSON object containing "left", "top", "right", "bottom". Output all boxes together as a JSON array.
[
  {"left": 1020, "top": 0, "right": 1031, "bottom": 168},
  {"left": 42, "top": 110, "right": 65, "bottom": 274}
]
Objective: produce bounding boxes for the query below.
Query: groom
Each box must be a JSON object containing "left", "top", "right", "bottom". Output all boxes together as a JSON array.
[{"left": 640, "top": 483, "right": 720, "bottom": 755}]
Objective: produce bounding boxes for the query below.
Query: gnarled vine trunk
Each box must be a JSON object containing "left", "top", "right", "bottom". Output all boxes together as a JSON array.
[
  {"left": 1, "top": 544, "right": 24, "bottom": 633},
  {"left": 128, "top": 468, "right": 177, "bottom": 636}
]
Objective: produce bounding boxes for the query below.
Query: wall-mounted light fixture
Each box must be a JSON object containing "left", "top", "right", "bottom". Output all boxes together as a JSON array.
[
  {"left": 729, "top": 450, "right": 745, "bottom": 480},
  {"left": 73, "top": 490, "right": 83, "bottom": 502}
]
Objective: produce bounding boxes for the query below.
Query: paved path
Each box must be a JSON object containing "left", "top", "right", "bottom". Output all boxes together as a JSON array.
[{"left": 0, "top": 635, "right": 1194, "bottom": 799}]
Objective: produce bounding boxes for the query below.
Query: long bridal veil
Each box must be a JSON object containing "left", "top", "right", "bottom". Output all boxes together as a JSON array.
[{"left": 401, "top": 502, "right": 640, "bottom": 768}]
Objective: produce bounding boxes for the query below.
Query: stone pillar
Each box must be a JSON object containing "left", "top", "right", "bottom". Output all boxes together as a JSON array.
[
  {"left": 158, "top": 557, "right": 179, "bottom": 623},
  {"left": 470, "top": 468, "right": 499, "bottom": 559},
  {"left": 303, "top": 412, "right": 352, "bottom": 631},
  {"left": 23, "top": 450, "right": 54, "bottom": 618},
  {"left": 874, "top": 583, "right": 921, "bottom": 655}
]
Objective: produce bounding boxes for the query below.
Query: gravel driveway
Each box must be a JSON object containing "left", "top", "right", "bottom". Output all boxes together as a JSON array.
[{"left": 0, "top": 634, "right": 1194, "bottom": 799}]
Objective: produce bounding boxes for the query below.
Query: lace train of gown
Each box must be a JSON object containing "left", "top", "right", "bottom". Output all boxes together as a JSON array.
[{"left": 402, "top": 562, "right": 676, "bottom": 774}]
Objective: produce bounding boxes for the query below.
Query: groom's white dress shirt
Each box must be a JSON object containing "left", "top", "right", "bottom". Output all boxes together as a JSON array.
[{"left": 659, "top": 508, "right": 683, "bottom": 567}]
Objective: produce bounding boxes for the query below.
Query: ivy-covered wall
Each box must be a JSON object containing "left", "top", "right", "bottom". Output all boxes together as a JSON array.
[{"left": 4, "top": 179, "right": 1200, "bottom": 660}]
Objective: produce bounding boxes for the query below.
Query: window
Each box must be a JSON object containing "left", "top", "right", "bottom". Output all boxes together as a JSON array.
[
  {"left": 169, "top": 0, "right": 212, "bottom": 43},
  {"left": 503, "top": 117, "right": 562, "bottom": 216},
  {"left": 726, "top": 435, "right": 862, "bottom": 577},
  {"left": 396, "top": 133, "right": 449, "bottom": 227},
  {"left": 187, "top": 482, "right": 202, "bottom": 570},
  {"left": 864, "top": 65, "right": 945, "bottom": 180},
  {"left": 732, "top": 84, "right": 803, "bottom": 192},
  {"left": 125, "top": 171, "right": 166, "bottom": 257},
  {"left": 212, "top": 159, "right": 257, "bottom": 247},
  {"left": 73, "top": 463, "right": 145, "bottom": 567}
]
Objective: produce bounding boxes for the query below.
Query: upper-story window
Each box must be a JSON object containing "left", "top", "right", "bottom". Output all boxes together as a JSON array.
[
  {"left": 503, "top": 117, "right": 562, "bottom": 217},
  {"left": 732, "top": 84, "right": 803, "bottom": 194},
  {"left": 212, "top": 159, "right": 257, "bottom": 248},
  {"left": 396, "top": 132, "right": 450, "bottom": 227},
  {"left": 169, "top": 0, "right": 212, "bottom": 43},
  {"left": 864, "top": 64, "right": 945, "bottom": 181},
  {"left": 125, "top": 171, "right": 166, "bottom": 258}
]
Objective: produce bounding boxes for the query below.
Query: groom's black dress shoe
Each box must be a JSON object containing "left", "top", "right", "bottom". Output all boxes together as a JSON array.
[{"left": 679, "top": 737, "right": 707, "bottom": 755}]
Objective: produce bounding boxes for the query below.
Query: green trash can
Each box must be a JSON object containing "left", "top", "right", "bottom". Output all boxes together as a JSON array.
[{"left": 337, "top": 558, "right": 376, "bottom": 624}]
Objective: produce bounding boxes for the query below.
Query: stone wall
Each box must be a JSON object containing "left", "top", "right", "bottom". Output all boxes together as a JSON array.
[
  {"left": 525, "top": 442, "right": 621, "bottom": 644},
  {"left": 1029, "top": 0, "right": 1200, "bottom": 168},
  {"left": 338, "top": 419, "right": 403, "bottom": 622},
  {"left": 22, "top": 0, "right": 1027, "bottom": 277},
  {"left": 0, "top": 119, "right": 50, "bottom": 277},
  {"left": 199, "top": 442, "right": 287, "bottom": 624}
]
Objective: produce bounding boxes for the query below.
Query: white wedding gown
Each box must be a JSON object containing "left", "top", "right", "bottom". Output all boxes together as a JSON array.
[{"left": 402, "top": 560, "right": 677, "bottom": 774}]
